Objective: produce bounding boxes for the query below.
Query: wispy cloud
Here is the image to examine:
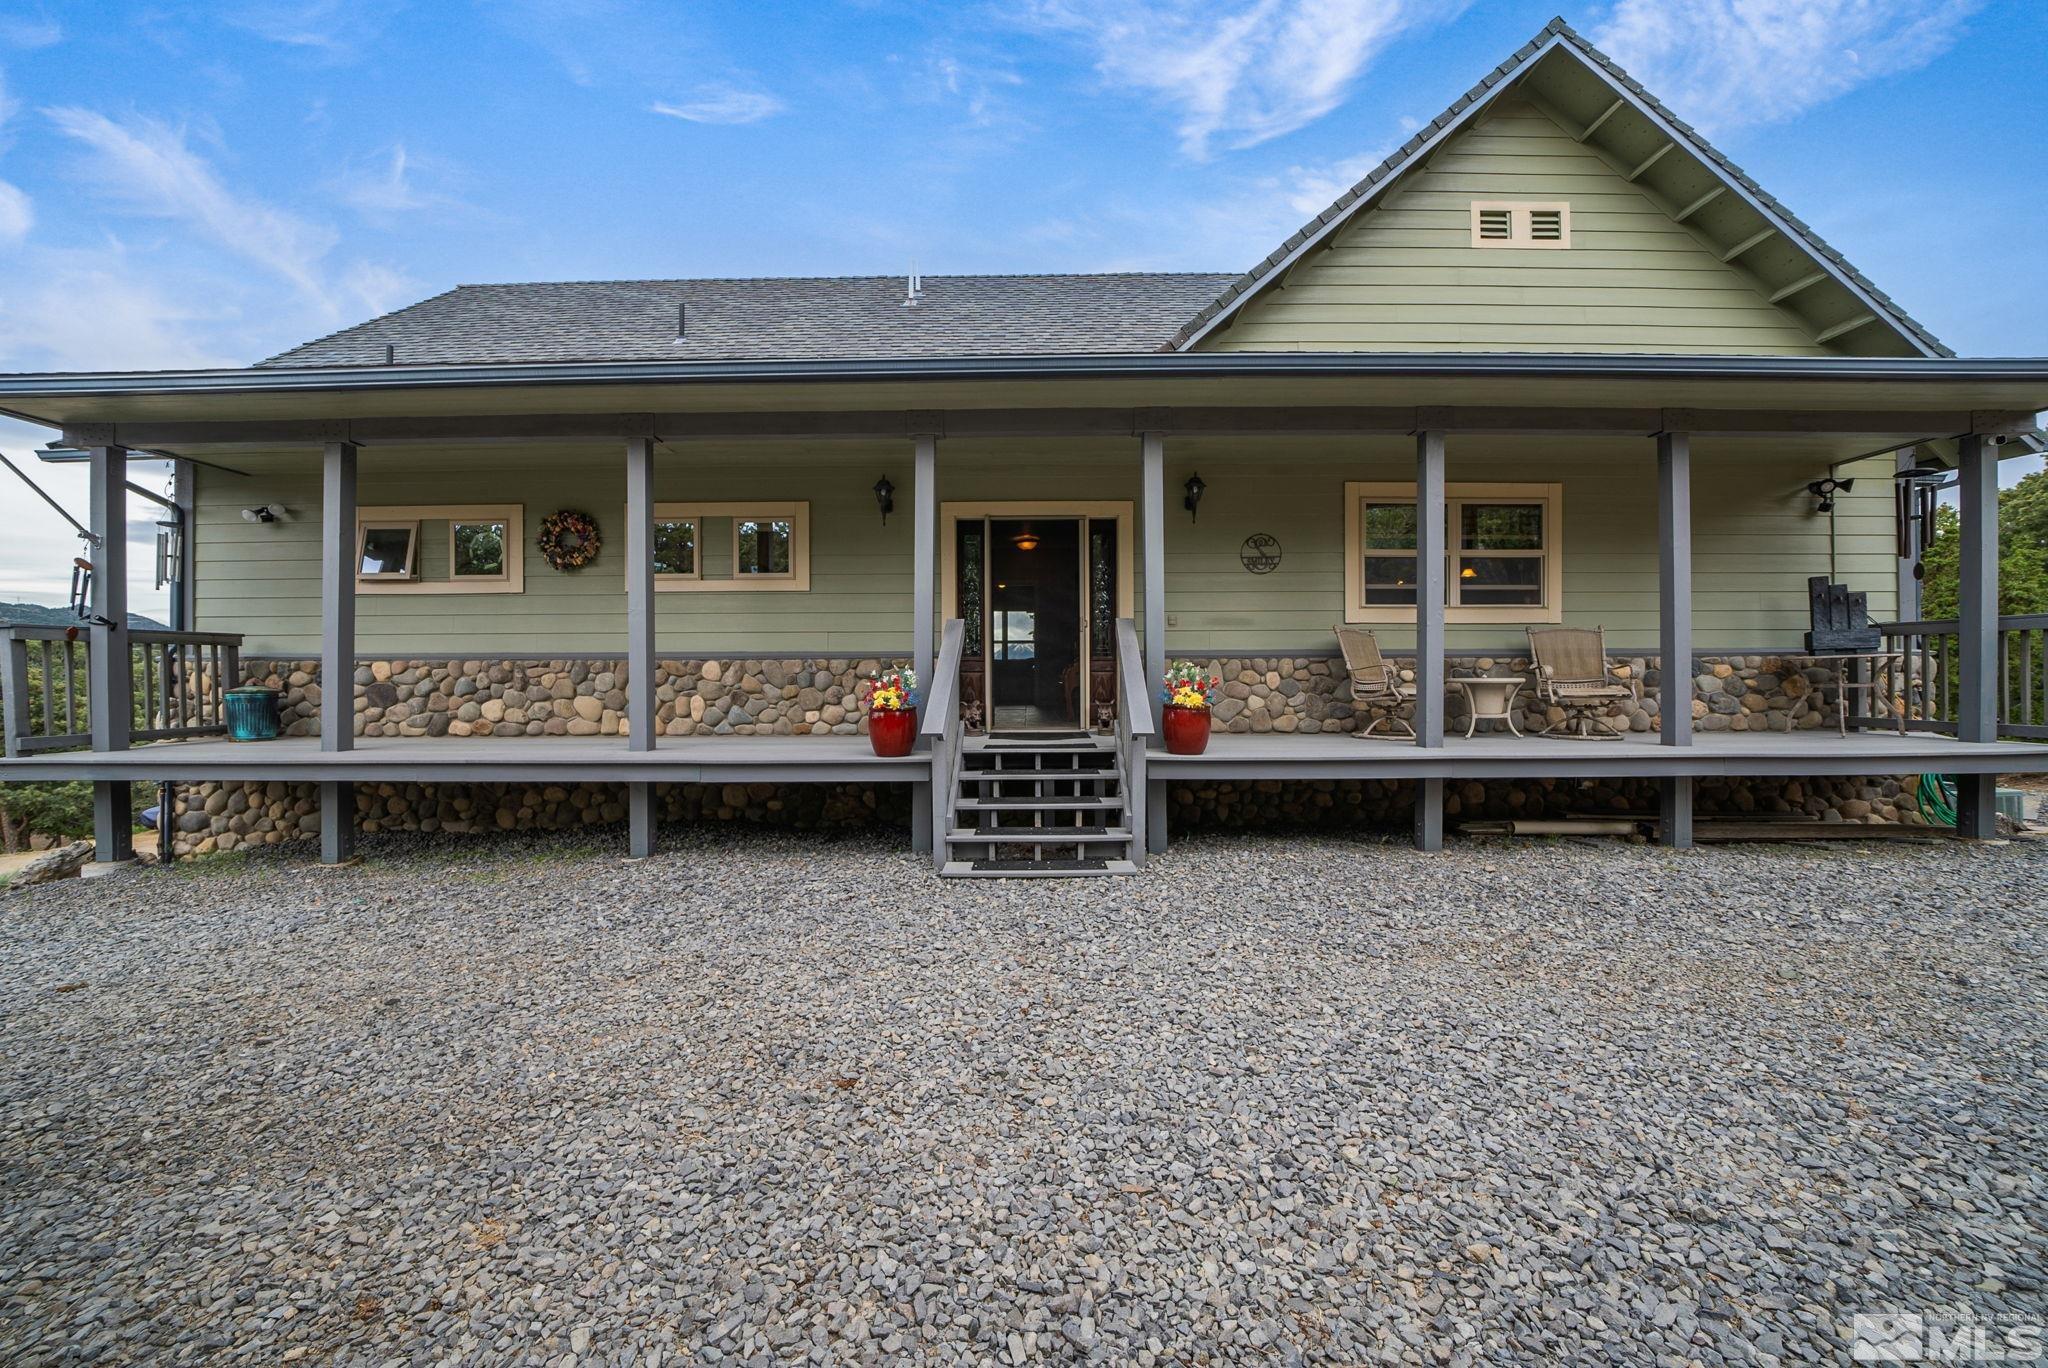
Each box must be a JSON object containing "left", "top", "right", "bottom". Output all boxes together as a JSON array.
[
  {"left": 0, "top": 180, "right": 28, "bottom": 245},
  {"left": 337, "top": 143, "right": 468, "bottom": 220},
  {"left": 224, "top": 0, "right": 406, "bottom": 59},
  {"left": 650, "top": 83, "right": 787, "bottom": 125},
  {"left": 45, "top": 106, "right": 337, "bottom": 301},
  {"left": 1018, "top": 0, "right": 1467, "bottom": 158},
  {"left": 1593, "top": 0, "right": 1984, "bottom": 134},
  {"left": 0, "top": 11, "right": 61, "bottom": 50}
]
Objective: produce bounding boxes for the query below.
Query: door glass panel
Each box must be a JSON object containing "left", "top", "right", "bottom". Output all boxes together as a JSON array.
[
  {"left": 1088, "top": 519, "right": 1117, "bottom": 660},
  {"left": 987, "top": 518, "right": 1082, "bottom": 730},
  {"left": 957, "top": 522, "right": 984, "bottom": 659}
]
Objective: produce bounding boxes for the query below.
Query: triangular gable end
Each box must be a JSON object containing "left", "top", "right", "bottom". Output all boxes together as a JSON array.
[{"left": 1174, "top": 18, "right": 1948, "bottom": 359}]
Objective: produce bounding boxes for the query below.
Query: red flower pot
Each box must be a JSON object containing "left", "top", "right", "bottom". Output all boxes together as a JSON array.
[
  {"left": 1163, "top": 703, "right": 1211, "bottom": 755},
  {"left": 869, "top": 706, "right": 917, "bottom": 757}
]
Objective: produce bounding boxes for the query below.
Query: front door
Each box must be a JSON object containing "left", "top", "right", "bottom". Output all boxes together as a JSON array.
[{"left": 985, "top": 518, "right": 1083, "bottom": 731}]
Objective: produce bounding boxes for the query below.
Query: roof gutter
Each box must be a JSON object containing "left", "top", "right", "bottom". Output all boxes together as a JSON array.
[{"left": 4, "top": 351, "right": 2048, "bottom": 406}]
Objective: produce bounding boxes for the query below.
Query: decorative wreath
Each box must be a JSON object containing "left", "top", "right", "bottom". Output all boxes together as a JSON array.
[{"left": 537, "top": 510, "right": 601, "bottom": 572}]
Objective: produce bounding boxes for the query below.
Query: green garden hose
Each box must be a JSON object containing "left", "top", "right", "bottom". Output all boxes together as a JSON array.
[{"left": 1917, "top": 772, "right": 1957, "bottom": 828}]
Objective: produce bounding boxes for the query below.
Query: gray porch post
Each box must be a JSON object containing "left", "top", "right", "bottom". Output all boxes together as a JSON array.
[
  {"left": 1955, "top": 432, "right": 1999, "bottom": 837},
  {"left": 624, "top": 436, "right": 658, "bottom": 857},
  {"left": 910, "top": 434, "right": 937, "bottom": 854},
  {"left": 1413, "top": 429, "right": 1446, "bottom": 851},
  {"left": 320, "top": 440, "right": 357, "bottom": 863},
  {"left": 1140, "top": 431, "right": 1168, "bottom": 854},
  {"left": 87, "top": 445, "right": 133, "bottom": 863},
  {"left": 1657, "top": 430, "right": 1694, "bottom": 848}
]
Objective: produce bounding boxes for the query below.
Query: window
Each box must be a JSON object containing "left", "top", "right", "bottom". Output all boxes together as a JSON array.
[
  {"left": 735, "top": 518, "right": 792, "bottom": 577},
  {"left": 357, "top": 522, "right": 419, "bottom": 580},
  {"left": 653, "top": 518, "right": 698, "bottom": 580},
  {"left": 356, "top": 505, "right": 524, "bottom": 594},
  {"left": 1469, "top": 201, "right": 1571, "bottom": 249},
  {"left": 994, "top": 609, "right": 1036, "bottom": 661},
  {"left": 647, "top": 502, "right": 810, "bottom": 591},
  {"left": 451, "top": 519, "right": 507, "bottom": 581},
  {"left": 1343, "top": 483, "right": 1563, "bottom": 624}
]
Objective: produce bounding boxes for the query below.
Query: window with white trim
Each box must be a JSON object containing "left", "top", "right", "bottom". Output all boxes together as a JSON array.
[
  {"left": 356, "top": 506, "right": 524, "bottom": 594},
  {"left": 1343, "top": 483, "right": 1562, "bottom": 624},
  {"left": 647, "top": 502, "right": 810, "bottom": 591}
]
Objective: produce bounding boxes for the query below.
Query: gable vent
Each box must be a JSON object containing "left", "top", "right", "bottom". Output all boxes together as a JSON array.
[{"left": 1470, "top": 201, "right": 1571, "bottom": 250}]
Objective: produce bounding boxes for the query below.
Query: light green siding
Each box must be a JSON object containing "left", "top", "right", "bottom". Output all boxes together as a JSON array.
[
  {"left": 196, "top": 438, "right": 1893, "bottom": 659},
  {"left": 1202, "top": 100, "right": 1832, "bottom": 355}
]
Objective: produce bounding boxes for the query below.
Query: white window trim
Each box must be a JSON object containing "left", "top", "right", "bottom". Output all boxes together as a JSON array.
[
  {"left": 357, "top": 505, "right": 524, "bottom": 595},
  {"left": 1469, "top": 200, "right": 1571, "bottom": 249},
  {"left": 1343, "top": 482, "right": 1563, "bottom": 625},
  {"left": 647, "top": 501, "right": 811, "bottom": 592}
]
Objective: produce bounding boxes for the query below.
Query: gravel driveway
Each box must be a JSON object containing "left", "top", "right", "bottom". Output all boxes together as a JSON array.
[{"left": 2, "top": 830, "right": 2044, "bottom": 1365}]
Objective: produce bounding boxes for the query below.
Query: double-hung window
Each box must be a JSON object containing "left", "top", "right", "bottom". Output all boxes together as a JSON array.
[{"left": 1343, "top": 483, "right": 1562, "bottom": 624}]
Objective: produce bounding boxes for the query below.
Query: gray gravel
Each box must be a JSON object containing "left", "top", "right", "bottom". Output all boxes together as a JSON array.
[{"left": 3, "top": 828, "right": 2045, "bottom": 1365}]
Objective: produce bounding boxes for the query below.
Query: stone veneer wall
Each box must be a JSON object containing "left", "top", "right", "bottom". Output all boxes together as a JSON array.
[
  {"left": 1200, "top": 653, "right": 1854, "bottom": 736},
  {"left": 172, "top": 780, "right": 908, "bottom": 857},
  {"left": 242, "top": 652, "right": 1859, "bottom": 740},
  {"left": 241, "top": 658, "right": 910, "bottom": 739},
  {"left": 164, "top": 652, "right": 1910, "bottom": 858}
]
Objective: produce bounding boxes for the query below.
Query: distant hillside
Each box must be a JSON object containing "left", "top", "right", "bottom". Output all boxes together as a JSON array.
[{"left": 0, "top": 602, "right": 168, "bottom": 630}]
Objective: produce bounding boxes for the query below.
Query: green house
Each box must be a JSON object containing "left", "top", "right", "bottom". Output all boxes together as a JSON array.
[{"left": 3, "top": 19, "right": 2042, "bottom": 874}]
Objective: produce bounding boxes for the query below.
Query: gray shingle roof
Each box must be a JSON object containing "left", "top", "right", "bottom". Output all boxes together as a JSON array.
[{"left": 259, "top": 274, "right": 1238, "bottom": 368}]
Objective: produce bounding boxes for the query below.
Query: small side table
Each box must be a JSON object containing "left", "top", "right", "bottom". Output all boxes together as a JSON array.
[{"left": 1454, "top": 677, "right": 1525, "bottom": 738}]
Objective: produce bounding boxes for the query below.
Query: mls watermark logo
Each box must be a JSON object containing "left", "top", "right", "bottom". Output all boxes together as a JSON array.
[
  {"left": 1852, "top": 1311, "right": 2044, "bottom": 1362},
  {"left": 1855, "top": 1315, "right": 1926, "bottom": 1362}
]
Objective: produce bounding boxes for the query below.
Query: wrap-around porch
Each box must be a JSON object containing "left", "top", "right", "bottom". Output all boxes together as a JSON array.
[{"left": 4, "top": 361, "right": 2039, "bottom": 869}]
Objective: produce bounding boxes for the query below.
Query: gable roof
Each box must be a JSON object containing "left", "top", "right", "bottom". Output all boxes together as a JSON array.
[
  {"left": 259, "top": 274, "right": 1236, "bottom": 368},
  {"left": 1169, "top": 17, "right": 1950, "bottom": 357}
]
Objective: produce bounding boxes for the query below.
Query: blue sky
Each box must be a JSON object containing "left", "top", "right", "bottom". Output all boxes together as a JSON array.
[{"left": 1, "top": 0, "right": 2043, "bottom": 613}]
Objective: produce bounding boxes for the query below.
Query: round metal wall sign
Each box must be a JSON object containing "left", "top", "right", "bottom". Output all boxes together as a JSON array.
[{"left": 1239, "top": 533, "right": 1281, "bottom": 574}]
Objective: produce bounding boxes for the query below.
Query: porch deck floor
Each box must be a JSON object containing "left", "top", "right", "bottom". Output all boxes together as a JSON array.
[
  {"left": 1156, "top": 727, "right": 2038, "bottom": 779},
  {"left": 0, "top": 727, "right": 2033, "bottom": 784}
]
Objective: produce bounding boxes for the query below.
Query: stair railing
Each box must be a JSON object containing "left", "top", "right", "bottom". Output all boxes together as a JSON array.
[
  {"left": 1114, "top": 617, "right": 1154, "bottom": 869},
  {"left": 921, "top": 617, "right": 967, "bottom": 872}
]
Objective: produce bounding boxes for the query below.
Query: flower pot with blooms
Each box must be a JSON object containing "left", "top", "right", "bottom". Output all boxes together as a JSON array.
[
  {"left": 1161, "top": 661, "right": 1220, "bottom": 755},
  {"left": 861, "top": 667, "right": 920, "bottom": 757}
]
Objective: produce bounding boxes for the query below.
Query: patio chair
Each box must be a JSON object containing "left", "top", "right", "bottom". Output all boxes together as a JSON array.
[
  {"left": 1526, "top": 625, "right": 1638, "bottom": 740},
  {"left": 1334, "top": 625, "right": 1416, "bottom": 739}
]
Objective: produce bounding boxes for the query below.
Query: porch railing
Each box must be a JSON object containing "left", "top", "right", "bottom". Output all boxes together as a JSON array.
[
  {"left": 2, "top": 625, "right": 244, "bottom": 757},
  {"left": 1878, "top": 615, "right": 2048, "bottom": 741},
  {"left": 921, "top": 617, "right": 967, "bottom": 871},
  {"left": 1114, "top": 617, "right": 1153, "bottom": 869}
]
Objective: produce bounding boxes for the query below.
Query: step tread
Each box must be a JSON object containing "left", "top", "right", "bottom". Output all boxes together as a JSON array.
[
  {"left": 948, "top": 828, "right": 1133, "bottom": 844},
  {"left": 940, "top": 859, "right": 1140, "bottom": 878},
  {"left": 954, "top": 796, "right": 1127, "bottom": 811}
]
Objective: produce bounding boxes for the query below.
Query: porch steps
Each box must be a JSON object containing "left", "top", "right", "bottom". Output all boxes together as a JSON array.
[{"left": 939, "top": 732, "right": 1138, "bottom": 877}]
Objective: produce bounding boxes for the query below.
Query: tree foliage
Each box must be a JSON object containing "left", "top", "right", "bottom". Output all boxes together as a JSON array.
[{"left": 1918, "top": 469, "right": 2048, "bottom": 620}]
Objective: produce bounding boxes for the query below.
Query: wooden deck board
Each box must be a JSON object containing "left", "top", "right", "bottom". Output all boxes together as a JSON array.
[{"left": 0, "top": 728, "right": 2033, "bottom": 784}]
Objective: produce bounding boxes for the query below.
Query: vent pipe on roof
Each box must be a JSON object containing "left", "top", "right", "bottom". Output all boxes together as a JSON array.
[
  {"left": 676, "top": 302, "right": 686, "bottom": 340},
  {"left": 903, "top": 263, "right": 922, "bottom": 307},
  {"left": 383, "top": 343, "right": 394, "bottom": 365}
]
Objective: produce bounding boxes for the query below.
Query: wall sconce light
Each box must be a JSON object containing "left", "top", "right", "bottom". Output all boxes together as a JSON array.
[
  {"left": 872, "top": 476, "right": 895, "bottom": 525},
  {"left": 240, "top": 503, "right": 288, "bottom": 523},
  {"left": 1183, "top": 472, "right": 1206, "bottom": 522},
  {"left": 1805, "top": 477, "right": 1853, "bottom": 514}
]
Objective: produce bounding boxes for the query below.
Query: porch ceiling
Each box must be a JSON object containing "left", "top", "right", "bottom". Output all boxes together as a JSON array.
[{"left": 4, "top": 357, "right": 2044, "bottom": 471}]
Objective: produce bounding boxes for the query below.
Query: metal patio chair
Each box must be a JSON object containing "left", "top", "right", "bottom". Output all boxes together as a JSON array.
[
  {"left": 1526, "top": 625, "right": 1637, "bottom": 740},
  {"left": 1334, "top": 625, "right": 1416, "bottom": 740}
]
